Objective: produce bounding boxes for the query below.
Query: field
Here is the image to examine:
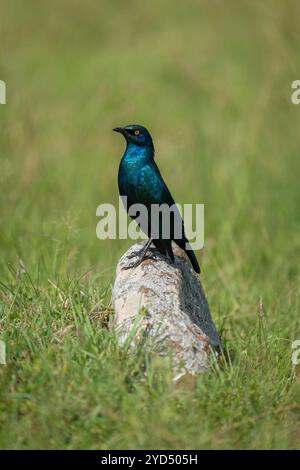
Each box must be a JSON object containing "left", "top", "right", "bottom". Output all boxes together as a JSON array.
[{"left": 0, "top": 0, "right": 300, "bottom": 449}]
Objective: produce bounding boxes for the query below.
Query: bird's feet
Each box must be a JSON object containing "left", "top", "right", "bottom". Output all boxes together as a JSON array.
[
  {"left": 122, "top": 244, "right": 157, "bottom": 270},
  {"left": 123, "top": 246, "right": 175, "bottom": 271}
]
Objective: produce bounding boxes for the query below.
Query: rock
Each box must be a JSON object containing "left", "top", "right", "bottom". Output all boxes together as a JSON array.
[{"left": 111, "top": 242, "right": 221, "bottom": 377}]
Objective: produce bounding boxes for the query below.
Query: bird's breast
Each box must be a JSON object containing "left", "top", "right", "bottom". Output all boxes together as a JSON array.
[{"left": 118, "top": 158, "right": 141, "bottom": 197}]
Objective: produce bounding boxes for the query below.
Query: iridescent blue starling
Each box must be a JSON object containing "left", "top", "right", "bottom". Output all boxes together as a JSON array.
[{"left": 113, "top": 124, "right": 200, "bottom": 274}]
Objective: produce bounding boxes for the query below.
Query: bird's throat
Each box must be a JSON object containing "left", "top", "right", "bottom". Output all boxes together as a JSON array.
[{"left": 125, "top": 142, "right": 154, "bottom": 161}]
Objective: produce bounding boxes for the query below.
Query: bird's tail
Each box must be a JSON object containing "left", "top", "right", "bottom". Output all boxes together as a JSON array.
[
  {"left": 186, "top": 247, "right": 201, "bottom": 274},
  {"left": 175, "top": 238, "right": 201, "bottom": 274}
]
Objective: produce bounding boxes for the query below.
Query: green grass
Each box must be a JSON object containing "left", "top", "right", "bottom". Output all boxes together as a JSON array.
[{"left": 1, "top": 0, "right": 300, "bottom": 449}]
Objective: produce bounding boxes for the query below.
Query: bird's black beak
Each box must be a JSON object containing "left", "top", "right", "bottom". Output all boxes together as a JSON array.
[{"left": 113, "top": 127, "right": 125, "bottom": 134}]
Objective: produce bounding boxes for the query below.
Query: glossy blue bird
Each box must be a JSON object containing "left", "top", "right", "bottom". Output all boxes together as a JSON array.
[{"left": 113, "top": 124, "right": 200, "bottom": 273}]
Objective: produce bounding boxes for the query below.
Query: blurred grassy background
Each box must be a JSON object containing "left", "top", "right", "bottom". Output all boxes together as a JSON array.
[{"left": 0, "top": 0, "right": 300, "bottom": 449}]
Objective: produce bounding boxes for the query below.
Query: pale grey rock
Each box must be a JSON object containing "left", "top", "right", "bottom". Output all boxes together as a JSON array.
[{"left": 111, "top": 242, "right": 221, "bottom": 377}]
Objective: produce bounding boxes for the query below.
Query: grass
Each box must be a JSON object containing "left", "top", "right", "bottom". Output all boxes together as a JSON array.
[{"left": 0, "top": 0, "right": 300, "bottom": 449}]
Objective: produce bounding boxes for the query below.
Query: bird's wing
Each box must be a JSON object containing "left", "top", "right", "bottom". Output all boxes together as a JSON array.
[
  {"left": 136, "top": 163, "right": 201, "bottom": 274},
  {"left": 136, "top": 162, "right": 186, "bottom": 240},
  {"left": 136, "top": 162, "right": 175, "bottom": 206}
]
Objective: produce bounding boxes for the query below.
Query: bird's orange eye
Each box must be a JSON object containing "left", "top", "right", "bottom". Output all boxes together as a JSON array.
[{"left": 134, "top": 130, "right": 140, "bottom": 135}]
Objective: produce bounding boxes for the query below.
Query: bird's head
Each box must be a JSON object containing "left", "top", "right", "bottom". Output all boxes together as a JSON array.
[{"left": 113, "top": 124, "right": 154, "bottom": 155}]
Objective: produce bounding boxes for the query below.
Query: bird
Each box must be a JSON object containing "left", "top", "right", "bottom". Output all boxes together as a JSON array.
[{"left": 113, "top": 124, "right": 200, "bottom": 274}]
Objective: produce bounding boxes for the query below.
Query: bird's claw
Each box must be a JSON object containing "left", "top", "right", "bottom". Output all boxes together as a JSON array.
[
  {"left": 126, "top": 250, "right": 144, "bottom": 260},
  {"left": 122, "top": 259, "right": 143, "bottom": 270},
  {"left": 122, "top": 250, "right": 158, "bottom": 270}
]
